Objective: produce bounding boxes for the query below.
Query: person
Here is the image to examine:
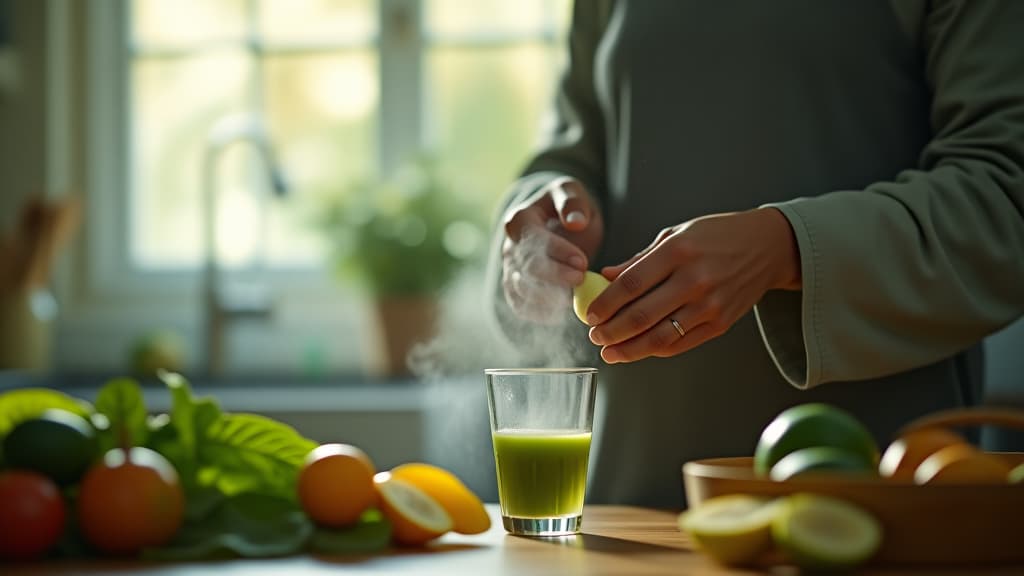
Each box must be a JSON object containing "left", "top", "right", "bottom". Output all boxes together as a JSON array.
[{"left": 487, "top": 0, "right": 1024, "bottom": 508}]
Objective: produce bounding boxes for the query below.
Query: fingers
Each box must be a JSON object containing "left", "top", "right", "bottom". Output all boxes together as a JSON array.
[
  {"left": 587, "top": 274, "right": 693, "bottom": 347},
  {"left": 549, "top": 178, "right": 592, "bottom": 233},
  {"left": 599, "top": 303, "right": 715, "bottom": 364},
  {"left": 585, "top": 237, "right": 679, "bottom": 325}
]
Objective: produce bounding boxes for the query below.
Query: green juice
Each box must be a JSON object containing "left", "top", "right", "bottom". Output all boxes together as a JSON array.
[{"left": 492, "top": 429, "right": 592, "bottom": 518}]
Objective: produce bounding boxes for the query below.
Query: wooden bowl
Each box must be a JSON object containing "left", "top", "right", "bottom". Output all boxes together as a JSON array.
[{"left": 682, "top": 407, "right": 1024, "bottom": 566}]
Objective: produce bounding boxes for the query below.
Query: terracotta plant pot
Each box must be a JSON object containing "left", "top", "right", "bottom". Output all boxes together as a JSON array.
[{"left": 370, "top": 296, "right": 438, "bottom": 377}]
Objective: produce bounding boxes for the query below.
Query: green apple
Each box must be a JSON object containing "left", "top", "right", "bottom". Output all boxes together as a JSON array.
[
  {"left": 771, "top": 494, "right": 882, "bottom": 570},
  {"left": 573, "top": 271, "right": 610, "bottom": 325},
  {"left": 679, "top": 495, "right": 782, "bottom": 566}
]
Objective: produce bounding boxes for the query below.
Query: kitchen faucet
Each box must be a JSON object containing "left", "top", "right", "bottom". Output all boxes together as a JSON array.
[{"left": 201, "top": 114, "right": 289, "bottom": 377}]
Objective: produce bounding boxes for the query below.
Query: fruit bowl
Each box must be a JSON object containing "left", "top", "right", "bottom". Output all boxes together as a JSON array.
[{"left": 683, "top": 407, "right": 1024, "bottom": 566}]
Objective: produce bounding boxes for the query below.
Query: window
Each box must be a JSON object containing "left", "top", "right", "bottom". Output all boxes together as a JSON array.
[
  {"left": 127, "top": 0, "right": 570, "bottom": 270},
  {"left": 68, "top": 0, "right": 570, "bottom": 373}
]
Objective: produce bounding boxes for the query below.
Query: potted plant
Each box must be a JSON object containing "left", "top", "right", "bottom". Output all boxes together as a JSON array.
[{"left": 318, "top": 159, "right": 486, "bottom": 375}]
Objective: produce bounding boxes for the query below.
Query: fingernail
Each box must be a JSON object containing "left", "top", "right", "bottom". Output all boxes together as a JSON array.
[
  {"left": 589, "top": 330, "right": 604, "bottom": 345},
  {"left": 566, "top": 211, "right": 585, "bottom": 224},
  {"left": 586, "top": 312, "right": 599, "bottom": 325},
  {"left": 568, "top": 255, "right": 585, "bottom": 270},
  {"left": 603, "top": 348, "right": 621, "bottom": 363}
]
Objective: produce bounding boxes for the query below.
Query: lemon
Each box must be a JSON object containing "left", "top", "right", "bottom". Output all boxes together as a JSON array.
[
  {"left": 374, "top": 472, "right": 453, "bottom": 546},
  {"left": 912, "top": 443, "right": 1010, "bottom": 485},
  {"left": 572, "top": 271, "right": 610, "bottom": 325},
  {"left": 769, "top": 446, "right": 874, "bottom": 481},
  {"left": 878, "top": 427, "right": 966, "bottom": 481},
  {"left": 678, "top": 495, "right": 782, "bottom": 566},
  {"left": 772, "top": 494, "right": 882, "bottom": 570},
  {"left": 754, "top": 404, "right": 878, "bottom": 477}
]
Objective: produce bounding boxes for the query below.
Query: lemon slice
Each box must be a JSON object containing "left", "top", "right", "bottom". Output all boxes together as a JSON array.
[
  {"left": 1010, "top": 463, "right": 1024, "bottom": 484},
  {"left": 374, "top": 472, "right": 453, "bottom": 546},
  {"left": 771, "top": 494, "right": 882, "bottom": 569},
  {"left": 678, "top": 495, "right": 782, "bottom": 566},
  {"left": 573, "top": 271, "right": 610, "bottom": 324}
]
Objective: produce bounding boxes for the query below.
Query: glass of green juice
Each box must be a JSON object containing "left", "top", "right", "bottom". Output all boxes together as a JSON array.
[{"left": 485, "top": 368, "right": 597, "bottom": 536}]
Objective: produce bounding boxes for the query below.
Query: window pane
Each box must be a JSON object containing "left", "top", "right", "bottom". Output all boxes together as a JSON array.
[
  {"left": 133, "top": 0, "right": 247, "bottom": 46},
  {"left": 426, "top": 0, "right": 571, "bottom": 37},
  {"left": 263, "top": 52, "right": 379, "bottom": 266},
  {"left": 131, "top": 52, "right": 256, "bottom": 269},
  {"left": 426, "top": 43, "right": 563, "bottom": 215},
  {"left": 260, "top": 0, "right": 377, "bottom": 44}
]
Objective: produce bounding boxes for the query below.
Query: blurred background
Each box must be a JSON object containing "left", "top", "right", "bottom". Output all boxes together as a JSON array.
[{"left": 2, "top": 0, "right": 1022, "bottom": 494}]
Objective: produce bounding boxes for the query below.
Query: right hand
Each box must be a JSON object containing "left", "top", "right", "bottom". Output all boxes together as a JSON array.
[{"left": 501, "top": 177, "right": 604, "bottom": 323}]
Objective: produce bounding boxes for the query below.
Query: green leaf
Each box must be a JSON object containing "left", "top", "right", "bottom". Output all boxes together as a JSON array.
[
  {"left": 94, "top": 378, "right": 148, "bottom": 450},
  {"left": 196, "top": 413, "right": 316, "bottom": 499},
  {"left": 308, "top": 511, "right": 392, "bottom": 555},
  {"left": 143, "top": 492, "right": 313, "bottom": 560},
  {"left": 151, "top": 372, "right": 223, "bottom": 488}
]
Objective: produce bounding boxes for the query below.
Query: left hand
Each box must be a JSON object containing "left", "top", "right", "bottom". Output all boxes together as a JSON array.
[{"left": 585, "top": 207, "right": 802, "bottom": 363}]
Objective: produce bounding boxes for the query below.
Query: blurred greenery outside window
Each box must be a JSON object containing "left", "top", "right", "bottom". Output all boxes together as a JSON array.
[{"left": 129, "top": 0, "right": 571, "bottom": 295}]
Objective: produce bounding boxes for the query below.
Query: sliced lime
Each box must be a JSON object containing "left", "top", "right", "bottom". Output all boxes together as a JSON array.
[
  {"left": 1009, "top": 463, "right": 1024, "bottom": 484},
  {"left": 772, "top": 494, "right": 882, "bottom": 569},
  {"left": 679, "top": 495, "right": 782, "bottom": 566}
]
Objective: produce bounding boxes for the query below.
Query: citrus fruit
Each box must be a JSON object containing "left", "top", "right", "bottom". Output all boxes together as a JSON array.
[
  {"left": 77, "top": 447, "right": 184, "bottom": 555},
  {"left": 3, "top": 408, "right": 98, "bottom": 485},
  {"left": 573, "top": 271, "right": 610, "bottom": 324},
  {"left": 298, "top": 443, "right": 377, "bottom": 528},
  {"left": 374, "top": 471, "right": 453, "bottom": 546},
  {"left": 754, "top": 404, "right": 878, "bottom": 477},
  {"left": 1009, "top": 463, "right": 1024, "bottom": 484},
  {"left": 771, "top": 493, "right": 882, "bottom": 570},
  {"left": 769, "top": 446, "right": 874, "bottom": 481},
  {"left": 878, "top": 427, "right": 966, "bottom": 481},
  {"left": 678, "top": 494, "right": 782, "bottom": 566},
  {"left": 0, "top": 471, "right": 66, "bottom": 561},
  {"left": 390, "top": 463, "right": 490, "bottom": 534},
  {"left": 913, "top": 443, "right": 1011, "bottom": 485}
]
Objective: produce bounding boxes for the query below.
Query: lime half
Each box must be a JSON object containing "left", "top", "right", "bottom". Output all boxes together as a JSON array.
[
  {"left": 1009, "top": 463, "right": 1024, "bottom": 484},
  {"left": 679, "top": 495, "right": 782, "bottom": 566},
  {"left": 772, "top": 494, "right": 882, "bottom": 569}
]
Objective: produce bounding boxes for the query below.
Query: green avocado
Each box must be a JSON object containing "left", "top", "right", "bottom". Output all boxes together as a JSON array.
[{"left": 3, "top": 408, "right": 99, "bottom": 485}]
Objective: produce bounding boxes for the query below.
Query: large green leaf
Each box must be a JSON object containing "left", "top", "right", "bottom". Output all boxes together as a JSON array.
[
  {"left": 143, "top": 492, "right": 313, "bottom": 560},
  {"left": 308, "top": 510, "right": 392, "bottom": 555},
  {"left": 153, "top": 372, "right": 223, "bottom": 486},
  {"left": 94, "top": 378, "right": 148, "bottom": 450},
  {"left": 197, "top": 413, "right": 316, "bottom": 499}
]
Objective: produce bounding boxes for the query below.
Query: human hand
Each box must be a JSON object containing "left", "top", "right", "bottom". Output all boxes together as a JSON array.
[
  {"left": 501, "top": 177, "right": 604, "bottom": 323},
  {"left": 585, "top": 208, "right": 800, "bottom": 362}
]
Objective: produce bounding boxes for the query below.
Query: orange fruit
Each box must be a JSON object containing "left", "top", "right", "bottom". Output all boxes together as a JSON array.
[
  {"left": 913, "top": 443, "right": 1011, "bottom": 485},
  {"left": 390, "top": 463, "right": 490, "bottom": 534},
  {"left": 298, "top": 443, "right": 377, "bottom": 528},
  {"left": 0, "top": 471, "right": 66, "bottom": 560},
  {"left": 879, "top": 427, "right": 966, "bottom": 481},
  {"left": 374, "top": 472, "right": 453, "bottom": 546},
  {"left": 77, "top": 447, "right": 184, "bottom": 555}
]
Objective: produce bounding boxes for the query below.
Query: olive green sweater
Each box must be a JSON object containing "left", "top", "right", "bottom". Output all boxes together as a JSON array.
[{"left": 488, "top": 0, "right": 1024, "bottom": 507}]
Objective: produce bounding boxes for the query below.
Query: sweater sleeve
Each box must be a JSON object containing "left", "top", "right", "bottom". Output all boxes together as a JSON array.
[
  {"left": 485, "top": 1, "right": 613, "bottom": 347},
  {"left": 755, "top": 0, "right": 1024, "bottom": 389}
]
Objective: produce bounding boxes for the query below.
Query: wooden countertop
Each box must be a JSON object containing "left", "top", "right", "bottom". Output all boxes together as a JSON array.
[{"left": 7, "top": 505, "right": 1023, "bottom": 575}]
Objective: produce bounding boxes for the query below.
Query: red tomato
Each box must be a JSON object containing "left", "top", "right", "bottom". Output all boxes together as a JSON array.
[{"left": 0, "top": 470, "right": 67, "bottom": 560}]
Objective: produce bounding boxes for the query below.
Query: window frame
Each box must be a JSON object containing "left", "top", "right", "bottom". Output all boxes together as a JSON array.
[{"left": 61, "top": 0, "right": 565, "bottom": 373}]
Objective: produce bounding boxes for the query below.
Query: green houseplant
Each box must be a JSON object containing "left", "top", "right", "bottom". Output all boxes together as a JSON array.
[{"left": 319, "top": 159, "right": 486, "bottom": 375}]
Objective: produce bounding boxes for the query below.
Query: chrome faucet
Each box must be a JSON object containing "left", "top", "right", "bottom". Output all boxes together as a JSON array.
[{"left": 201, "top": 114, "right": 289, "bottom": 377}]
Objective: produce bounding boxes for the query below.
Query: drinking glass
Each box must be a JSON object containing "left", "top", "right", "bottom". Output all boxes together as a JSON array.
[{"left": 485, "top": 368, "right": 597, "bottom": 536}]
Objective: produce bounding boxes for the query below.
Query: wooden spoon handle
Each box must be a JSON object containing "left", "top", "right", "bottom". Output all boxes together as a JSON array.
[{"left": 899, "top": 406, "right": 1024, "bottom": 436}]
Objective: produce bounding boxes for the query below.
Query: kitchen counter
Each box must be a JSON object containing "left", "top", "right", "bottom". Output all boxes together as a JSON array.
[{"left": 8, "top": 505, "right": 1022, "bottom": 575}]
